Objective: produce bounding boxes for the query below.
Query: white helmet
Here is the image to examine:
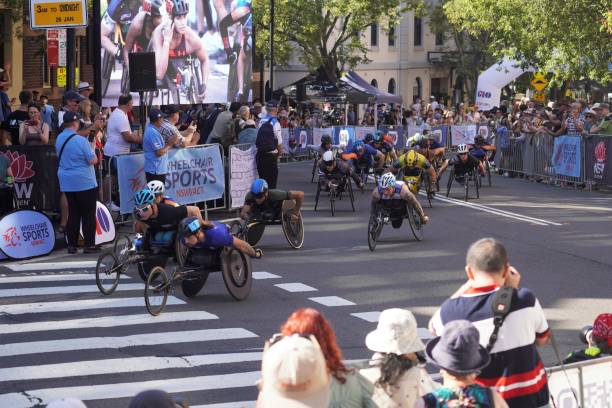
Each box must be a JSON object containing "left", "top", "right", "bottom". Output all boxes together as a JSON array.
[
  {"left": 322, "top": 150, "right": 334, "bottom": 162},
  {"left": 379, "top": 172, "right": 396, "bottom": 189},
  {"left": 147, "top": 180, "right": 165, "bottom": 195},
  {"left": 457, "top": 144, "right": 469, "bottom": 154}
]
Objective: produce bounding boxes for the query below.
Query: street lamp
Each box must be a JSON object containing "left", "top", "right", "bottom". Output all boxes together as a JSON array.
[{"left": 269, "top": 0, "right": 275, "bottom": 101}]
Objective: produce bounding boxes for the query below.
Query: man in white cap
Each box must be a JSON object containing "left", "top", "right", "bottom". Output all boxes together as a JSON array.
[
  {"left": 77, "top": 82, "right": 100, "bottom": 118},
  {"left": 257, "top": 334, "right": 331, "bottom": 407}
]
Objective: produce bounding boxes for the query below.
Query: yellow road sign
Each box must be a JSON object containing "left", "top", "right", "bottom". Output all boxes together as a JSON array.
[
  {"left": 531, "top": 72, "right": 548, "bottom": 92},
  {"left": 57, "top": 67, "right": 79, "bottom": 88},
  {"left": 532, "top": 90, "right": 546, "bottom": 103},
  {"left": 30, "top": 0, "right": 88, "bottom": 29}
]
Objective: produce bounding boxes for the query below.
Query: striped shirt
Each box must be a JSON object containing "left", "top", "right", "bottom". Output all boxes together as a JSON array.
[{"left": 431, "top": 285, "right": 550, "bottom": 408}]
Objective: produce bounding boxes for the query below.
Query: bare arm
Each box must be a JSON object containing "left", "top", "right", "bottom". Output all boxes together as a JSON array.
[
  {"left": 18, "top": 123, "right": 26, "bottom": 146},
  {"left": 121, "top": 130, "right": 141, "bottom": 144},
  {"left": 288, "top": 190, "right": 304, "bottom": 212},
  {"left": 186, "top": 205, "right": 204, "bottom": 223},
  {"left": 41, "top": 123, "right": 50, "bottom": 144},
  {"left": 153, "top": 22, "right": 172, "bottom": 80},
  {"left": 2, "top": 130, "right": 11, "bottom": 146},
  {"left": 239, "top": 204, "right": 252, "bottom": 219},
  {"left": 123, "top": 12, "right": 146, "bottom": 67}
]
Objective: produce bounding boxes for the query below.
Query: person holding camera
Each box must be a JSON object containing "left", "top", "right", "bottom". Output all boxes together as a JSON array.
[
  {"left": 590, "top": 103, "right": 612, "bottom": 135},
  {"left": 18, "top": 102, "right": 49, "bottom": 146},
  {"left": 563, "top": 313, "right": 611, "bottom": 364}
]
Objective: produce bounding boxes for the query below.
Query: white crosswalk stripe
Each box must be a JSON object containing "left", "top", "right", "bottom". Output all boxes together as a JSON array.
[{"left": 0, "top": 268, "right": 265, "bottom": 408}]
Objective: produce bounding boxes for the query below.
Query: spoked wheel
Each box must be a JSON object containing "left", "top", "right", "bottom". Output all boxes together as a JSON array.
[
  {"left": 367, "top": 213, "right": 384, "bottom": 251},
  {"left": 486, "top": 162, "right": 492, "bottom": 187},
  {"left": 95, "top": 251, "right": 121, "bottom": 295},
  {"left": 245, "top": 222, "right": 265, "bottom": 246},
  {"left": 221, "top": 248, "right": 252, "bottom": 300},
  {"left": 120, "top": 65, "right": 130, "bottom": 94},
  {"left": 282, "top": 210, "right": 304, "bottom": 249},
  {"left": 329, "top": 187, "right": 337, "bottom": 217},
  {"left": 464, "top": 175, "right": 470, "bottom": 201},
  {"left": 474, "top": 172, "right": 480, "bottom": 198},
  {"left": 446, "top": 170, "right": 454, "bottom": 197},
  {"left": 407, "top": 205, "right": 424, "bottom": 241},
  {"left": 181, "top": 271, "right": 209, "bottom": 298},
  {"left": 145, "top": 266, "right": 169, "bottom": 316},
  {"left": 101, "top": 50, "right": 114, "bottom": 98},
  {"left": 113, "top": 235, "right": 132, "bottom": 262},
  {"left": 311, "top": 157, "right": 319, "bottom": 182},
  {"left": 174, "top": 235, "right": 190, "bottom": 268}
]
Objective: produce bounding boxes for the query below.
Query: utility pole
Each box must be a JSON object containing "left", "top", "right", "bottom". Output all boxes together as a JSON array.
[
  {"left": 269, "top": 0, "right": 274, "bottom": 101},
  {"left": 66, "top": 28, "right": 76, "bottom": 90}
]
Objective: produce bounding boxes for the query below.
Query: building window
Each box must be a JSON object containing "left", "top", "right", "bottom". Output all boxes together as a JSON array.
[
  {"left": 370, "top": 24, "right": 378, "bottom": 47},
  {"left": 414, "top": 17, "right": 422, "bottom": 47},
  {"left": 413, "top": 77, "right": 422, "bottom": 99},
  {"left": 388, "top": 25, "right": 395, "bottom": 47},
  {"left": 371, "top": 79, "right": 378, "bottom": 88},
  {"left": 388, "top": 78, "right": 396, "bottom": 95},
  {"left": 435, "top": 31, "right": 444, "bottom": 46}
]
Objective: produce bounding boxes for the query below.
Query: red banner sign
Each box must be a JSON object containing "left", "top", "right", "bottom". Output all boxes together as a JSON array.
[{"left": 47, "top": 29, "right": 59, "bottom": 66}]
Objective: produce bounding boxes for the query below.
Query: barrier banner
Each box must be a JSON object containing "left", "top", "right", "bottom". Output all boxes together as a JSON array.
[
  {"left": 287, "top": 128, "right": 310, "bottom": 154},
  {"left": 451, "top": 125, "right": 477, "bottom": 145},
  {"left": 312, "top": 128, "right": 329, "bottom": 147},
  {"left": 355, "top": 127, "right": 376, "bottom": 141},
  {"left": 406, "top": 125, "right": 426, "bottom": 138},
  {"left": 585, "top": 136, "right": 612, "bottom": 185},
  {"left": 229, "top": 145, "right": 257, "bottom": 208},
  {"left": 0, "top": 146, "right": 60, "bottom": 211},
  {"left": 430, "top": 126, "right": 447, "bottom": 146},
  {"left": 116, "top": 146, "right": 225, "bottom": 214},
  {"left": 477, "top": 125, "right": 491, "bottom": 140},
  {"left": 333, "top": 127, "right": 355, "bottom": 148},
  {"left": 378, "top": 126, "right": 404, "bottom": 148},
  {"left": 80, "top": 202, "right": 116, "bottom": 245},
  {"left": 552, "top": 135, "right": 581, "bottom": 177},
  {"left": 0, "top": 210, "right": 55, "bottom": 259},
  {"left": 281, "top": 128, "right": 291, "bottom": 152},
  {"left": 547, "top": 358, "right": 612, "bottom": 408}
]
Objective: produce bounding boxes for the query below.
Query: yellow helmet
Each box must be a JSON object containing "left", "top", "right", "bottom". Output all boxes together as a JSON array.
[{"left": 406, "top": 150, "right": 418, "bottom": 167}]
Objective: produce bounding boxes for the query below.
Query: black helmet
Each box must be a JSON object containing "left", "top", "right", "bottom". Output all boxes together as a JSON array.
[
  {"left": 321, "top": 135, "right": 332, "bottom": 145},
  {"left": 179, "top": 216, "right": 201, "bottom": 237},
  {"left": 171, "top": 0, "right": 189, "bottom": 17},
  {"left": 364, "top": 133, "right": 374, "bottom": 144}
]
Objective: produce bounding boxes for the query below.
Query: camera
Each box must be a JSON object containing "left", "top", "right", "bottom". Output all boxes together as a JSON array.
[{"left": 579, "top": 325, "right": 593, "bottom": 345}]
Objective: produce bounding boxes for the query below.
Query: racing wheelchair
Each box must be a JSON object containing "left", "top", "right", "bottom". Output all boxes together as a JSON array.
[
  {"left": 144, "top": 240, "right": 253, "bottom": 316},
  {"left": 230, "top": 200, "right": 304, "bottom": 249},
  {"left": 445, "top": 168, "right": 480, "bottom": 201},
  {"left": 314, "top": 175, "right": 356, "bottom": 216},
  {"left": 399, "top": 170, "right": 435, "bottom": 209},
  {"left": 367, "top": 201, "right": 424, "bottom": 252}
]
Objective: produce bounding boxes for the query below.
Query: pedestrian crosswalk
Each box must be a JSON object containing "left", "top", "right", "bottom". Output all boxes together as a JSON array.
[{"left": 0, "top": 263, "right": 263, "bottom": 408}]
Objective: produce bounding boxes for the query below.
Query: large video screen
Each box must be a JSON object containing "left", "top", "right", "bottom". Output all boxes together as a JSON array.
[{"left": 99, "top": 0, "right": 253, "bottom": 106}]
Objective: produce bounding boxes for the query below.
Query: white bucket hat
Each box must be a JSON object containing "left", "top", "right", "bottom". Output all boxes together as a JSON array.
[
  {"left": 365, "top": 308, "right": 425, "bottom": 355},
  {"left": 259, "top": 334, "right": 331, "bottom": 408}
]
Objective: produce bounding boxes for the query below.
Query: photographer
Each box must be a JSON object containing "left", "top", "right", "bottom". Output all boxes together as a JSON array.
[
  {"left": 563, "top": 313, "right": 611, "bottom": 364},
  {"left": 590, "top": 103, "right": 611, "bottom": 135}
]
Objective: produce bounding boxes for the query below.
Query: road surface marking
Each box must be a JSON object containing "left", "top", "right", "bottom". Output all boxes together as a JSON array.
[
  {"left": 0, "top": 352, "right": 262, "bottom": 382},
  {"left": 0, "top": 371, "right": 261, "bottom": 408},
  {"left": 1, "top": 296, "right": 185, "bottom": 315},
  {"left": 192, "top": 402, "right": 256, "bottom": 408},
  {"left": 309, "top": 296, "right": 356, "bottom": 306},
  {"left": 5, "top": 261, "right": 99, "bottom": 271},
  {"left": 252, "top": 272, "right": 281, "bottom": 280},
  {"left": 0, "top": 283, "right": 144, "bottom": 298},
  {"left": 274, "top": 283, "right": 318, "bottom": 292},
  {"left": 0, "top": 328, "right": 258, "bottom": 357},
  {"left": 351, "top": 311, "right": 381, "bottom": 322},
  {"left": 0, "top": 273, "right": 129, "bottom": 283},
  {"left": 0, "top": 310, "right": 218, "bottom": 335}
]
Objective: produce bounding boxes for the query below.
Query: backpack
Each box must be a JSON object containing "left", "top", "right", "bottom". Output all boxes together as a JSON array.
[{"left": 256, "top": 119, "right": 277, "bottom": 153}]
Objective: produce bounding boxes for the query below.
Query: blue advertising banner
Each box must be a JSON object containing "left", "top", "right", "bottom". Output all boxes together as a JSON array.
[
  {"left": 333, "top": 127, "right": 355, "bottom": 148},
  {"left": 0, "top": 210, "right": 55, "bottom": 259},
  {"left": 378, "top": 126, "right": 404, "bottom": 148},
  {"left": 355, "top": 127, "right": 376, "bottom": 141},
  {"left": 430, "top": 126, "right": 448, "bottom": 147},
  {"left": 116, "top": 145, "right": 226, "bottom": 214},
  {"left": 553, "top": 135, "right": 582, "bottom": 177}
]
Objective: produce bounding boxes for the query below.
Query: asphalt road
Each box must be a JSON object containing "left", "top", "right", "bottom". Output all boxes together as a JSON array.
[{"left": 1, "top": 161, "right": 611, "bottom": 407}]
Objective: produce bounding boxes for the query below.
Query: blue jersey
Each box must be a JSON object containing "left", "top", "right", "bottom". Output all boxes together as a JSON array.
[
  {"left": 236, "top": 0, "right": 252, "bottom": 7},
  {"left": 377, "top": 181, "right": 405, "bottom": 200},
  {"left": 193, "top": 222, "right": 234, "bottom": 250},
  {"left": 429, "top": 140, "right": 443, "bottom": 149},
  {"left": 356, "top": 144, "right": 379, "bottom": 160},
  {"left": 105, "top": 0, "right": 139, "bottom": 25}
]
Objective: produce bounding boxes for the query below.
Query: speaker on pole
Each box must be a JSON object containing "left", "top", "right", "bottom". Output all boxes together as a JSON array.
[{"left": 128, "top": 52, "right": 157, "bottom": 92}]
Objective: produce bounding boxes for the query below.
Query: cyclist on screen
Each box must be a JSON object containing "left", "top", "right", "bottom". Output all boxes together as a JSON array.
[
  {"left": 123, "top": 0, "right": 171, "bottom": 68},
  {"left": 101, "top": 0, "right": 141, "bottom": 60},
  {"left": 150, "top": 0, "right": 209, "bottom": 101},
  {"left": 219, "top": 0, "right": 252, "bottom": 101}
]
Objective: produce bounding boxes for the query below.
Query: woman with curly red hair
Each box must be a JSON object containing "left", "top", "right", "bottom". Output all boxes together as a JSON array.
[{"left": 280, "top": 308, "right": 376, "bottom": 407}]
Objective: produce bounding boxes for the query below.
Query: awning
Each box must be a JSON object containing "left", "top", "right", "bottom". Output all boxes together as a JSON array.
[{"left": 340, "top": 71, "right": 403, "bottom": 104}]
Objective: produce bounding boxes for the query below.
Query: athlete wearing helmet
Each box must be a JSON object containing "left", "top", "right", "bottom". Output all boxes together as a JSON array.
[
  {"left": 240, "top": 178, "right": 304, "bottom": 222},
  {"left": 340, "top": 139, "right": 385, "bottom": 171},
  {"left": 396, "top": 149, "right": 437, "bottom": 194},
  {"left": 146, "top": 179, "right": 178, "bottom": 206},
  {"left": 318, "top": 150, "right": 364, "bottom": 191},
  {"left": 371, "top": 172, "right": 429, "bottom": 227},
  {"left": 124, "top": 0, "right": 169, "bottom": 72},
  {"left": 179, "top": 216, "right": 262, "bottom": 258},
  {"left": 368, "top": 131, "right": 397, "bottom": 162},
  {"left": 150, "top": 0, "right": 209, "bottom": 101},
  {"left": 133, "top": 187, "right": 202, "bottom": 229},
  {"left": 219, "top": 0, "right": 252, "bottom": 101},
  {"left": 438, "top": 144, "right": 483, "bottom": 180}
]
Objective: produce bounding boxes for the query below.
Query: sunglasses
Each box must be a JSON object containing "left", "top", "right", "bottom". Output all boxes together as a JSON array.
[
  {"left": 458, "top": 152, "right": 468, "bottom": 156},
  {"left": 135, "top": 204, "right": 152, "bottom": 215},
  {"left": 324, "top": 160, "right": 334, "bottom": 166},
  {"left": 254, "top": 192, "right": 266, "bottom": 199}
]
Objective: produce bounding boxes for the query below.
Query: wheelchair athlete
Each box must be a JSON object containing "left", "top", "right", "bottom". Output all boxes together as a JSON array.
[
  {"left": 438, "top": 144, "right": 483, "bottom": 181},
  {"left": 146, "top": 180, "right": 178, "bottom": 207},
  {"left": 319, "top": 150, "right": 364, "bottom": 191},
  {"left": 394, "top": 149, "right": 437, "bottom": 194},
  {"left": 469, "top": 134, "right": 496, "bottom": 162},
  {"left": 180, "top": 216, "right": 262, "bottom": 258},
  {"left": 240, "top": 179, "right": 304, "bottom": 222},
  {"left": 369, "top": 131, "right": 397, "bottom": 164},
  {"left": 371, "top": 173, "right": 429, "bottom": 228},
  {"left": 340, "top": 140, "right": 385, "bottom": 173}
]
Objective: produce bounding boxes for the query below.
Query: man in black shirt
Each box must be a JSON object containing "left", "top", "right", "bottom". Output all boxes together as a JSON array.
[
  {"left": 1, "top": 90, "right": 31, "bottom": 145},
  {"left": 240, "top": 178, "right": 304, "bottom": 221}
]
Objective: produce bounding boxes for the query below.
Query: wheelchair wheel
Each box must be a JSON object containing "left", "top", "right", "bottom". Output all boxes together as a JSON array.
[
  {"left": 407, "top": 205, "right": 424, "bottom": 241},
  {"left": 367, "top": 212, "right": 384, "bottom": 252},
  {"left": 221, "top": 248, "right": 252, "bottom": 301},
  {"left": 113, "top": 235, "right": 132, "bottom": 263},
  {"left": 181, "top": 272, "right": 209, "bottom": 298},
  {"left": 145, "top": 266, "right": 169, "bottom": 316},
  {"left": 282, "top": 210, "right": 304, "bottom": 249},
  {"left": 101, "top": 50, "right": 114, "bottom": 98},
  {"left": 95, "top": 251, "right": 120, "bottom": 295},
  {"left": 474, "top": 172, "right": 480, "bottom": 198},
  {"left": 311, "top": 156, "right": 318, "bottom": 182},
  {"left": 245, "top": 221, "right": 265, "bottom": 246},
  {"left": 174, "top": 235, "right": 190, "bottom": 268},
  {"left": 330, "top": 186, "right": 337, "bottom": 217},
  {"left": 446, "top": 169, "right": 454, "bottom": 197},
  {"left": 464, "top": 174, "right": 470, "bottom": 201}
]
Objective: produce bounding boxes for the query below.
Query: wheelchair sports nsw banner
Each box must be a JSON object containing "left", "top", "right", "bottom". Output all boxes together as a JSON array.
[
  {"left": 552, "top": 135, "right": 582, "bottom": 178},
  {"left": 116, "top": 145, "right": 225, "bottom": 214},
  {"left": 99, "top": 0, "right": 254, "bottom": 106},
  {"left": 0, "top": 210, "right": 55, "bottom": 259}
]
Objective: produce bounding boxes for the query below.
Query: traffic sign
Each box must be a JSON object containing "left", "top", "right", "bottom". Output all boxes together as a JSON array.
[
  {"left": 531, "top": 72, "right": 548, "bottom": 92},
  {"left": 30, "top": 0, "right": 88, "bottom": 29},
  {"left": 46, "top": 30, "right": 59, "bottom": 66},
  {"left": 532, "top": 91, "right": 546, "bottom": 103}
]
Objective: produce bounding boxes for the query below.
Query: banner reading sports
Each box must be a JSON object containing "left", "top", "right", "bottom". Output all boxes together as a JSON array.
[
  {"left": 552, "top": 135, "right": 582, "bottom": 178},
  {"left": 0, "top": 210, "right": 55, "bottom": 259},
  {"left": 116, "top": 145, "right": 225, "bottom": 214}
]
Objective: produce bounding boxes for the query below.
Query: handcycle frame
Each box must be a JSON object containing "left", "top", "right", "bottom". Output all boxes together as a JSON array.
[
  {"left": 399, "top": 168, "right": 435, "bottom": 209},
  {"left": 230, "top": 200, "right": 304, "bottom": 249},
  {"left": 446, "top": 167, "right": 480, "bottom": 201},
  {"left": 367, "top": 201, "right": 423, "bottom": 252},
  {"left": 144, "top": 243, "right": 253, "bottom": 316},
  {"left": 314, "top": 174, "right": 356, "bottom": 216}
]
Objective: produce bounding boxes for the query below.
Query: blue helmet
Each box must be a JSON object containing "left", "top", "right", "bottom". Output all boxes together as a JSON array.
[
  {"left": 373, "top": 131, "right": 383, "bottom": 142},
  {"left": 134, "top": 188, "right": 155, "bottom": 207},
  {"left": 250, "top": 178, "right": 268, "bottom": 194},
  {"left": 353, "top": 140, "right": 365, "bottom": 151},
  {"left": 179, "top": 216, "right": 201, "bottom": 237}
]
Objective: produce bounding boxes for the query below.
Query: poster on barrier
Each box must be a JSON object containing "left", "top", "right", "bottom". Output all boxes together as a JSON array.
[
  {"left": 80, "top": 202, "right": 116, "bottom": 245},
  {"left": 547, "top": 358, "right": 612, "bottom": 408},
  {"left": 355, "top": 127, "right": 376, "bottom": 141},
  {"left": 386, "top": 127, "right": 404, "bottom": 148},
  {"left": 281, "top": 128, "right": 291, "bottom": 152},
  {"left": 451, "top": 125, "right": 477, "bottom": 145},
  {"left": 117, "top": 146, "right": 225, "bottom": 214},
  {"left": 585, "top": 137, "right": 612, "bottom": 185},
  {"left": 430, "top": 126, "right": 447, "bottom": 146},
  {"left": 477, "top": 125, "right": 490, "bottom": 140},
  {"left": 0, "top": 210, "right": 55, "bottom": 259},
  {"left": 229, "top": 145, "right": 257, "bottom": 208},
  {"left": 552, "top": 135, "right": 581, "bottom": 178},
  {"left": 406, "top": 125, "right": 426, "bottom": 138},
  {"left": 312, "top": 128, "right": 329, "bottom": 147},
  {"left": 333, "top": 127, "right": 355, "bottom": 148}
]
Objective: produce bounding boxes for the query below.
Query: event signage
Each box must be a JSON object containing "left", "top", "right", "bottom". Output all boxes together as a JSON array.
[
  {"left": 0, "top": 210, "right": 55, "bottom": 259},
  {"left": 30, "top": 0, "right": 88, "bottom": 29},
  {"left": 451, "top": 125, "right": 477, "bottom": 145},
  {"left": 229, "top": 146, "right": 257, "bottom": 208},
  {"left": 46, "top": 29, "right": 59, "bottom": 66},
  {"left": 333, "top": 127, "right": 355, "bottom": 148},
  {"left": 80, "top": 202, "right": 116, "bottom": 245},
  {"left": 116, "top": 146, "right": 225, "bottom": 214},
  {"left": 547, "top": 358, "right": 611, "bottom": 408},
  {"left": 552, "top": 135, "right": 582, "bottom": 178},
  {"left": 585, "top": 136, "right": 612, "bottom": 185},
  {"left": 354, "top": 127, "right": 376, "bottom": 141}
]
